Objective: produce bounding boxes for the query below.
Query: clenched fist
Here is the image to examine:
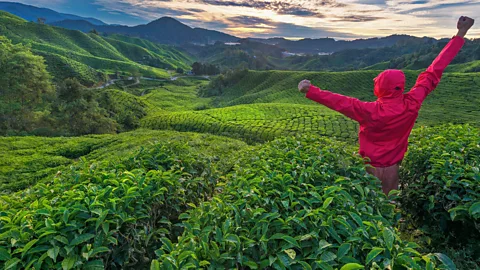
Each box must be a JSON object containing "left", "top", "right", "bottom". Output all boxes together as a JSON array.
[
  {"left": 457, "top": 16, "right": 474, "bottom": 38},
  {"left": 298, "top": 80, "right": 311, "bottom": 93}
]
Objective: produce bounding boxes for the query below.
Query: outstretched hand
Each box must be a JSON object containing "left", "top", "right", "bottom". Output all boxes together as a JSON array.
[
  {"left": 298, "top": 80, "right": 311, "bottom": 93},
  {"left": 457, "top": 16, "right": 474, "bottom": 38}
]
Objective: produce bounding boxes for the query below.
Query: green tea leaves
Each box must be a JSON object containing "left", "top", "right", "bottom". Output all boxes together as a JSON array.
[
  {"left": 0, "top": 248, "right": 11, "bottom": 261},
  {"left": 323, "top": 197, "right": 334, "bottom": 209},
  {"left": 340, "top": 263, "right": 364, "bottom": 270},
  {"left": 382, "top": 228, "right": 395, "bottom": 251},
  {"left": 337, "top": 243, "right": 351, "bottom": 259},
  {"left": 47, "top": 246, "right": 60, "bottom": 262},
  {"left": 434, "top": 253, "right": 457, "bottom": 270},
  {"left": 70, "top": 233, "right": 95, "bottom": 246},
  {"left": 270, "top": 234, "right": 300, "bottom": 248},
  {"left": 61, "top": 255, "right": 77, "bottom": 270},
  {"left": 365, "top": 248, "right": 384, "bottom": 265},
  {"left": 468, "top": 202, "right": 480, "bottom": 217},
  {"left": 284, "top": 249, "right": 296, "bottom": 260}
]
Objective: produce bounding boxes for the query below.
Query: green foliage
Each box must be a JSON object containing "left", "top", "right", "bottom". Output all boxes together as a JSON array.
[
  {"left": 186, "top": 36, "right": 480, "bottom": 73},
  {"left": 140, "top": 81, "right": 211, "bottom": 112},
  {"left": 400, "top": 125, "right": 480, "bottom": 240},
  {"left": 191, "top": 62, "right": 220, "bottom": 76},
  {"left": 186, "top": 40, "right": 282, "bottom": 71},
  {"left": 0, "top": 35, "right": 53, "bottom": 134},
  {"left": 199, "top": 68, "right": 249, "bottom": 97},
  {"left": 52, "top": 78, "right": 118, "bottom": 135},
  {"left": 0, "top": 131, "right": 248, "bottom": 268},
  {"left": 153, "top": 136, "right": 449, "bottom": 269},
  {"left": 0, "top": 130, "right": 248, "bottom": 192},
  {"left": 142, "top": 103, "right": 358, "bottom": 143},
  {"left": 205, "top": 70, "right": 480, "bottom": 127},
  {"left": 33, "top": 50, "right": 99, "bottom": 86},
  {"left": 106, "top": 34, "right": 193, "bottom": 70},
  {"left": 0, "top": 11, "right": 192, "bottom": 84},
  {"left": 97, "top": 89, "right": 148, "bottom": 132}
]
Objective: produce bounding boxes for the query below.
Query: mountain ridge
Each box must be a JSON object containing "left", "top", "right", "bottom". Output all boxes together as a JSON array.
[
  {"left": 1, "top": 2, "right": 446, "bottom": 54},
  {"left": 52, "top": 16, "right": 239, "bottom": 45},
  {"left": 53, "top": 16, "right": 439, "bottom": 55},
  {"left": 0, "top": 1, "right": 105, "bottom": 25}
]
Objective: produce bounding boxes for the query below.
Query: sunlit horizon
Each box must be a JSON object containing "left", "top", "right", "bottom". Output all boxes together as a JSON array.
[{"left": 2, "top": 0, "right": 480, "bottom": 39}]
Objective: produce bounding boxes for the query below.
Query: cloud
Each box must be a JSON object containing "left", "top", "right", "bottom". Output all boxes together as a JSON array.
[
  {"left": 335, "top": 15, "right": 384, "bottom": 22},
  {"left": 228, "top": 16, "right": 272, "bottom": 26},
  {"left": 9, "top": 0, "right": 479, "bottom": 39},
  {"left": 187, "top": 8, "right": 204, "bottom": 13},
  {"left": 252, "top": 21, "right": 358, "bottom": 39},
  {"left": 194, "top": 0, "right": 338, "bottom": 17}
]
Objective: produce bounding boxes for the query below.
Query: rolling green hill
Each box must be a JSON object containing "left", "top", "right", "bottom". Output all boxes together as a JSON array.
[
  {"left": 0, "top": 11, "right": 193, "bottom": 86},
  {"left": 205, "top": 70, "right": 480, "bottom": 126},
  {"left": 82, "top": 68, "right": 479, "bottom": 145}
]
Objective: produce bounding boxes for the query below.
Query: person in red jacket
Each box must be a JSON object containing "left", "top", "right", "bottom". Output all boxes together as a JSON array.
[{"left": 298, "top": 16, "right": 475, "bottom": 195}]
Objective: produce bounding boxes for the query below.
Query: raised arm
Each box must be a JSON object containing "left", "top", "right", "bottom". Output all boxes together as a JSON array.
[
  {"left": 298, "top": 80, "right": 372, "bottom": 124},
  {"left": 408, "top": 16, "right": 474, "bottom": 105}
]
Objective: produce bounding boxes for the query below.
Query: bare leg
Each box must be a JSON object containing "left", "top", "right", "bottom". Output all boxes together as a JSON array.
[{"left": 366, "top": 164, "right": 399, "bottom": 195}]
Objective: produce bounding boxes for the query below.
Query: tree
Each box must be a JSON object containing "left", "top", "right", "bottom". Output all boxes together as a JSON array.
[
  {"left": 89, "top": 29, "right": 99, "bottom": 35},
  {"left": 191, "top": 62, "right": 220, "bottom": 76},
  {"left": 0, "top": 36, "right": 53, "bottom": 133},
  {"left": 176, "top": 67, "right": 184, "bottom": 74},
  {"left": 191, "top": 62, "right": 202, "bottom": 75},
  {"left": 37, "top": 18, "right": 46, "bottom": 24},
  {"left": 53, "top": 78, "right": 117, "bottom": 135}
]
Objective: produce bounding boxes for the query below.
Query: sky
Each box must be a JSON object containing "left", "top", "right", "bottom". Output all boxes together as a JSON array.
[{"left": 6, "top": 0, "right": 480, "bottom": 39}]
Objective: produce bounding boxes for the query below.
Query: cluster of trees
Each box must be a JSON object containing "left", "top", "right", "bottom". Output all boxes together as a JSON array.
[
  {"left": 0, "top": 36, "right": 53, "bottom": 133},
  {"left": 0, "top": 36, "right": 132, "bottom": 136},
  {"left": 191, "top": 62, "right": 220, "bottom": 75}
]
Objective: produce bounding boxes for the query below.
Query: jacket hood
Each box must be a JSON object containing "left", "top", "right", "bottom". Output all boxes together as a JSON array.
[{"left": 374, "top": 69, "right": 405, "bottom": 99}]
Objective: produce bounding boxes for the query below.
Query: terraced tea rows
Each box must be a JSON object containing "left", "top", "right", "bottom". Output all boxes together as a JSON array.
[
  {"left": 212, "top": 70, "right": 480, "bottom": 127},
  {"left": 0, "top": 130, "right": 249, "bottom": 193},
  {"left": 142, "top": 104, "right": 359, "bottom": 142},
  {"left": 0, "top": 11, "right": 193, "bottom": 85},
  {"left": 131, "top": 69, "right": 479, "bottom": 143}
]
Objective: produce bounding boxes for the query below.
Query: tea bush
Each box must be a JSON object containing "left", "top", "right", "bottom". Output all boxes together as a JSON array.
[
  {"left": 207, "top": 70, "right": 480, "bottom": 127},
  {"left": 0, "top": 133, "right": 248, "bottom": 269},
  {"left": 0, "top": 130, "right": 248, "bottom": 193},
  {"left": 400, "top": 125, "right": 480, "bottom": 239},
  {"left": 142, "top": 103, "right": 359, "bottom": 143},
  {"left": 153, "top": 136, "right": 452, "bottom": 269}
]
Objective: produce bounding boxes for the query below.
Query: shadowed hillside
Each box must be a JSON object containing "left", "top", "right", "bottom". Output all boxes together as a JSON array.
[{"left": 0, "top": 11, "right": 193, "bottom": 85}]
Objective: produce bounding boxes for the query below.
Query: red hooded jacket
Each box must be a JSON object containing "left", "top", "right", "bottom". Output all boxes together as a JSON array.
[{"left": 306, "top": 36, "right": 465, "bottom": 167}]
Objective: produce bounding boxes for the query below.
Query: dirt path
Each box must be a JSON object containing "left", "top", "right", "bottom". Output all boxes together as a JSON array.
[{"left": 93, "top": 75, "right": 210, "bottom": 89}]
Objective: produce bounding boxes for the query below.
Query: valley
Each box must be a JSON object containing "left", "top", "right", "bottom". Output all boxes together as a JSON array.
[{"left": 0, "top": 3, "right": 479, "bottom": 270}]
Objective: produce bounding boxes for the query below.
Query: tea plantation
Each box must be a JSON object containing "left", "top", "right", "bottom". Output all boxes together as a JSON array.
[
  {"left": 1, "top": 46, "right": 480, "bottom": 268},
  {"left": 0, "top": 11, "right": 193, "bottom": 85},
  {"left": 2, "top": 125, "right": 478, "bottom": 269}
]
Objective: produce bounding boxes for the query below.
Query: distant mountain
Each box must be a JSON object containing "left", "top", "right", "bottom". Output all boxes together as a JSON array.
[
  {"left": 0, "top": 1, "right": 105, "bottom": 25},
  {"left": 249, "top": 35, "right": 437, "bottom": 54},
  {"left": 53, "top": 17, "right": 239, "bottom": 45},
  {"left": 192, "top": 28, "right": 238, "bottom": 45},
  {"left": 53, "top": 16, "right": 435, "bottom": 54},
  {"left": 0, "top": 11, "right": 193, "bottom": 86}
]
